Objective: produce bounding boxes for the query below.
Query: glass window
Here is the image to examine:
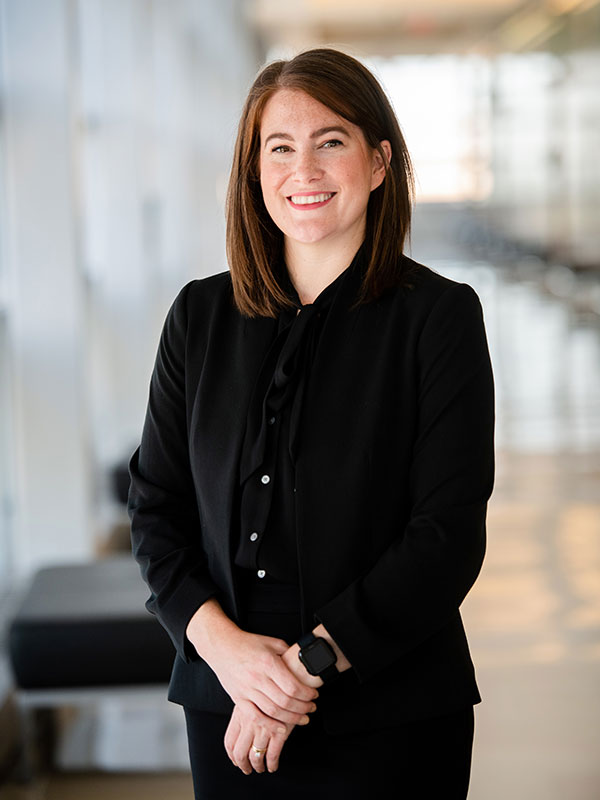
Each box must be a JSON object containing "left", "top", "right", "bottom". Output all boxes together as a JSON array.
[{"left": 370, "top": 54, "right": 493, "bottom": 203}]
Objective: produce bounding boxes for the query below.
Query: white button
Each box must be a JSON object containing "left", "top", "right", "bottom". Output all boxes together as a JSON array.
[
  {"left": 257, "top": 570, "right": 266, "bottom": 579},
  {"left": 261, "top": 474, "right": 270, "bottom": 485},
  {"left": 268, "top": 416, "right": 276, "bottom": 425},
  {"left": 250, "top": 532, "right": 259, "bottom": 542}
]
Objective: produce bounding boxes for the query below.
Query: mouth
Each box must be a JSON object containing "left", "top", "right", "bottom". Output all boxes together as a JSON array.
[{"left": 287, "top": 192, "right": 336, "bottom": 209}]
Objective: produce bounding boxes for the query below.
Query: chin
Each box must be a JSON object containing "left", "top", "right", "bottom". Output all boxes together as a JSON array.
[{"left": 283, "top": 224, "right": 335, "bottom": 245}]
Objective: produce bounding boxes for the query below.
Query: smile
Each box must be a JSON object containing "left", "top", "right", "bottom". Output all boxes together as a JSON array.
[{"left": 287, "top": 192, "right": 336, "bottom": 209}]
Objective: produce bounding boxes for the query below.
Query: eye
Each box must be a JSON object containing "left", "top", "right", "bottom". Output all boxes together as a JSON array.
[
  {"left": 321, "top": 139, "right": 343, "bottom": 149},
  {"left": 271, "top": 144, "right": 291, "bottom": 153}
]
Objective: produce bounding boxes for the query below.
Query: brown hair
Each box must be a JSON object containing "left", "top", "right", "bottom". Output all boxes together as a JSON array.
[{"left": 226, "top": 47, "right": 415, "bottom": 318}]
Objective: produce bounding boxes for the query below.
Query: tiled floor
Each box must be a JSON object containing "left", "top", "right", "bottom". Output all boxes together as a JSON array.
[
  {"left": 440, "top": 248, "right": 600, "bottom": 798},
  {"left": 465, "top": 448, "right": 600, "bottom": 799}
]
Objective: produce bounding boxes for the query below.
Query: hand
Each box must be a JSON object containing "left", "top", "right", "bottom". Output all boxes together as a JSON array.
[
  {"left": 224, "top": 701, "right": 296, "bottom": 775},
  {"left": 186, "top": 599, "right": 318, "bottom": 726},
  {"left": 224, "top": 642, "right": 322, "bottom": 775},
  {"left": 222, "top": 625, "right": 351, "bottom": 775},
  {"left": 210, "top": 630, "right": 319, "bottom": 726},
  {"left": 281, "top": 643, "right": 324, "bottom": 688}
]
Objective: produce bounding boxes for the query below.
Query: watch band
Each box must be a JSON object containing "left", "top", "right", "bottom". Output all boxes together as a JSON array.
[
  {"left": 297, "top": 632, "right": 318, "bottom": 648},
  {"left": 297, "top": 632, "right": 339, "bottom": 683}
]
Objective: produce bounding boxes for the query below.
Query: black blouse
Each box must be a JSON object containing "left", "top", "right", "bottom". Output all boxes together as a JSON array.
[{"left": 234, "top": 250, "right": 363, "bottom": 583}]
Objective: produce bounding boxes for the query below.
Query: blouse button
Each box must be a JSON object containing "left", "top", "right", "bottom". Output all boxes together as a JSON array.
[
  {"left": 261, "top": 474, "right": 271, "bottom": 485},
  {"left": 257, "top": 570, "right": 266, "bottom": 579},
  {"left": 268, "top": 416, "right": 276, "bottom": 425},
  {"left": 250, "top": 532, "right": 259, "bottom": 542}
]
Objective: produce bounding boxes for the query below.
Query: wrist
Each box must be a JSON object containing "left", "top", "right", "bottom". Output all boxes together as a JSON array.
[
  {"left": 297, "top": 632, "right": 338, "bottom": 683},
  {"left": 297, "top": 624, "right": 353, "bottom": 684},
  {"left": 185, "top": 598, "right": 240, "bottom": 659},
  {"left": 311, "top": 624, "right": 351, "bottom": 672}
]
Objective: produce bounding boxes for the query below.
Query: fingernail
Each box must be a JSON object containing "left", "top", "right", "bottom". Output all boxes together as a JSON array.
[
  {"left": 310, "top": 703, "right": 317, "bottom": 712},
  {"left": 300, "top": 715, "right": 310, "bottom": 725}
]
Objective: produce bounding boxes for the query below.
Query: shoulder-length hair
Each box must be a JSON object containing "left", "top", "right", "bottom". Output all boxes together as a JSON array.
[{"left": 226, "top": 47, "right": 415, "bottom": 318}]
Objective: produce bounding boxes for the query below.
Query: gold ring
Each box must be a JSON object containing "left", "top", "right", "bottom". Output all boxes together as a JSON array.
[{"left": 251, "top": 745, "right": 268, "bottom": 756}]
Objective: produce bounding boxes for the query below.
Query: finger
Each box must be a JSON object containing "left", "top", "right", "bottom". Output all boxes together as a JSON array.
[
  {"left": 253, "top": 644, "right": 320, "bottom": 702},
  {"left": 223, "top": 714, "right": 241, "bottom": 767},
  {"left": 232, "top": 721, "right": 255, "bottom": 776},
  {"left": 268, "top": 662, "right": 320, "bottom": 702},
  {"left": 266, "top": 723, "right": 291, "bottom": 774},
  {"left": 262, "top": 678, "right": 318, "bottom": 716},
  {"left": 248, "top": 730, "right": 269, "bottom": 774},
  {"left": 250, "top": 687, "right": 312, "bottom": 727},
  {"left": 264, "top": 636, "right": 291, "bottom": 655}
]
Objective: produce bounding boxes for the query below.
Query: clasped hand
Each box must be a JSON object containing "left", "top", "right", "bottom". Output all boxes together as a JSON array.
[
  {"left": 221, "top": 636, "right": 322, "bottom": 774},
  {"left": 186, "top": 599, "right": 323, "bottom": 775}
]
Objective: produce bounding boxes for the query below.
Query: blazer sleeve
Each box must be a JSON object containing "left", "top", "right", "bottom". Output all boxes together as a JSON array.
[
  {"left": 315, "top": 282, "right": 495, "bottom": 683},
  {"left": 127, "top": 281, "right": 218, "bottom": 663}
]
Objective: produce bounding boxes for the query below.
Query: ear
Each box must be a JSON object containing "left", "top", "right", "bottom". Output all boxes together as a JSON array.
[{"left": 370, "top": 140, "right": 392, "bottom": 191}]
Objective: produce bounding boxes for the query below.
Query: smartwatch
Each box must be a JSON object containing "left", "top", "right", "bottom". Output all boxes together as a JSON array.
[{"left": 297, "top": 632, "right": 339, "bottom": 683}]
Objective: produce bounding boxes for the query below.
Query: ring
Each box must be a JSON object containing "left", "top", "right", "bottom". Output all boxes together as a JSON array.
[{"left": 251, "top": 745, "right": 268, "bottom": 756}]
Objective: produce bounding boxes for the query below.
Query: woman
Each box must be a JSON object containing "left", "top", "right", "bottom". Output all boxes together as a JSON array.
[{"left": 128, "top": 47, "right": 495, "bottom": 799}]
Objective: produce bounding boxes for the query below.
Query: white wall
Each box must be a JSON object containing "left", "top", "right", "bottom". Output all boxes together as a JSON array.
[
  {"left": 1, "top": 0, "right": 91, "bottom": 573},
  {"left": 0, "top": 0, "right": 259, "bottom": 577}
]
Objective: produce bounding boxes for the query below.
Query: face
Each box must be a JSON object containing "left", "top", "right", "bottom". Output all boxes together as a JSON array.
[{"left": 259, "top": 89, "right": 390, "bottom": 253}]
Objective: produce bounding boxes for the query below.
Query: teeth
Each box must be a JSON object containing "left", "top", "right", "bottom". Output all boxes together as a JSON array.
[{"left": 290, "top": 193, "right": 334, "bottom": 205}]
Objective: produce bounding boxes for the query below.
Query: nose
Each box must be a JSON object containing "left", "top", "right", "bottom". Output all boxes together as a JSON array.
[{"left": 293, "top": 148, "right": 324, "bottom": 183}]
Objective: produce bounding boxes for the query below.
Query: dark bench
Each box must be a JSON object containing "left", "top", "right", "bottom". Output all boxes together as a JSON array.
[
  {"left": 7, "top": 556, "right": 176, "bottom": 776},
  {"left": 9, "top": 556, "right": 174, "bottom": 689}
]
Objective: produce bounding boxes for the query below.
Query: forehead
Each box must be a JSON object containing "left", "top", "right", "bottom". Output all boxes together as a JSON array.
[{"left": 259, "top": 88, "right": 357, "bottom": 137}]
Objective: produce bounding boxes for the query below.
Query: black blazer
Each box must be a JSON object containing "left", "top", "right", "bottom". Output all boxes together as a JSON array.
[{"left": 128, "top": 253, "right": 495, "bottom": 734}]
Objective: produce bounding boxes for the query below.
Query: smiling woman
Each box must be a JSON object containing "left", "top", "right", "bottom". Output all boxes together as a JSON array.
[
  {"left": 226, "top": 48, "right": 414, "bottom": 317},
  {"left": 258, "top": 90, "right": 391, "bottom": 302},
  {"left": 128, "top": 47, "right": 495, "bottom": 800}
]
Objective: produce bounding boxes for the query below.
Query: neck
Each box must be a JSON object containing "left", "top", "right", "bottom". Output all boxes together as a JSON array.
[{"left": 284, "top": 232, "right": 365, "bottom": 306}]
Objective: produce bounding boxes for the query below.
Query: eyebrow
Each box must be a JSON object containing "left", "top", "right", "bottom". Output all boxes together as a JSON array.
[{"left": 263, "top": 125, "right": 351, "bottom": 148}]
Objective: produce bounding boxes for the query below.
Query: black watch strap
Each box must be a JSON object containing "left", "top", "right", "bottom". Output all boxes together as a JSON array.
[{"left": 297, "top": 632, "right": 339, "bottom": 683}]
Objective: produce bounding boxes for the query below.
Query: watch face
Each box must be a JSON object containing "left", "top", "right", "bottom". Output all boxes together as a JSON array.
[{"left": 304, "top": 639, "right": 336, "bottom": 674}]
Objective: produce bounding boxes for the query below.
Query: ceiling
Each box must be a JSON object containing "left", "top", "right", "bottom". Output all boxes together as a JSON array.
[{"left": 246, "top": 0, "right": 595, "bottom": 56}]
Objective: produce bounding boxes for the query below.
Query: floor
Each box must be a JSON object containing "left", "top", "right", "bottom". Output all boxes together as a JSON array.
[
  {"left": 0, "top": 773, "right": 193, "bottom": 800},
  {"left": 439, "top": 243, "right": 600, "bottom": 798},
  {"left": 466, "top": 449, "right": 600, "bottom": 799},
  {"left": 1, "top": 216, "right": 599, "bottom": 798}
]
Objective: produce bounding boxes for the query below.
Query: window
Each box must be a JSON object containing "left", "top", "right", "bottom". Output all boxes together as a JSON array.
[{"left": 369, "top": 54, "right": 493, "bottom": 203}]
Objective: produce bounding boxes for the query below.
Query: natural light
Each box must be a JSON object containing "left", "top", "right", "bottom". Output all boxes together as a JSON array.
[{"left": 370, "top": 54, "right": 494, "bottom": 203}]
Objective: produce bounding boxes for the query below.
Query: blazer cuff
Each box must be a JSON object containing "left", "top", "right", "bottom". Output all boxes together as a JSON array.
[
  {"left": 148, "top": 574, "right": 219, "bottom": 664},
  {"left": 314, "top": 591, "right": 373, "bottom": 684}
]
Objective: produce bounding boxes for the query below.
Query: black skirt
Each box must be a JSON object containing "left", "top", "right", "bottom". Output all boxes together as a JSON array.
[{"left": 183, "top": 573, "right": 475, "bottom": 800}]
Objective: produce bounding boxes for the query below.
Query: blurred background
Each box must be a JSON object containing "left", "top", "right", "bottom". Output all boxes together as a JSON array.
[{"left": 0, "top": 0, "right": 598, "bottom": 798}]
